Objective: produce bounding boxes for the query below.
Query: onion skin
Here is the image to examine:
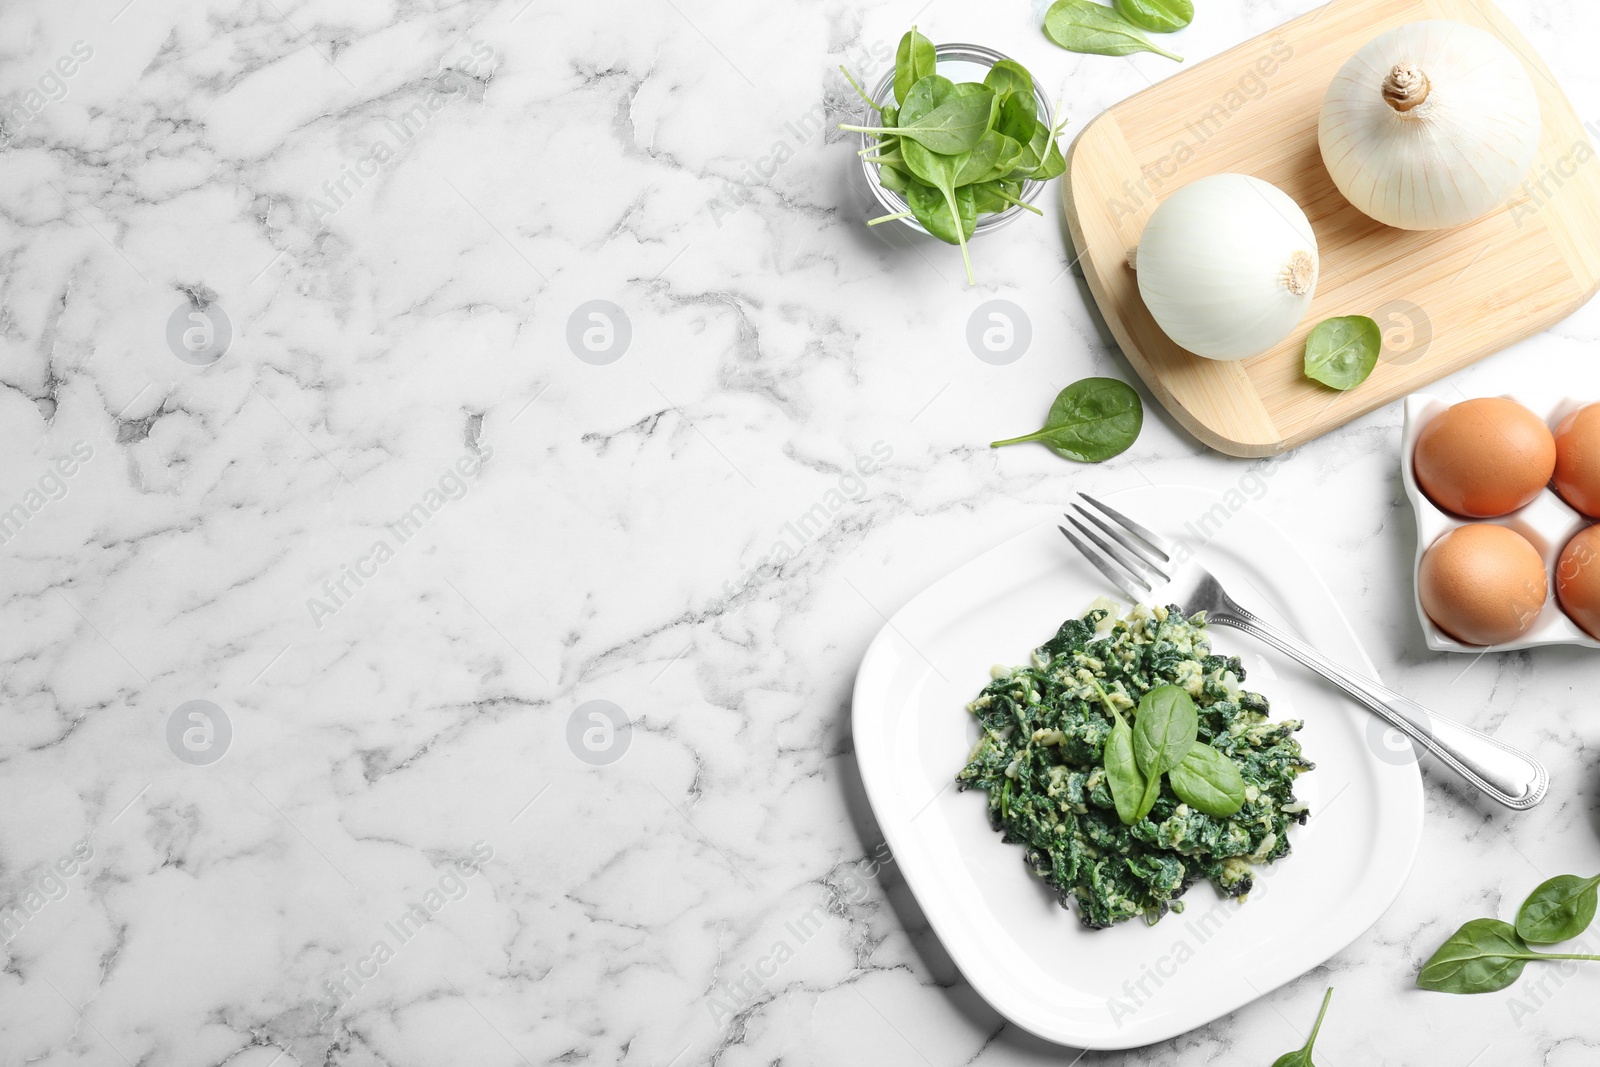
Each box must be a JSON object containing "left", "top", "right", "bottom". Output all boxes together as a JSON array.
[
  {"left": 1319, "top": 20, "right": 1540, "bottom": 230},
  {"left": 1135, "top": 174, "right": 1319, "bottom": 361}
]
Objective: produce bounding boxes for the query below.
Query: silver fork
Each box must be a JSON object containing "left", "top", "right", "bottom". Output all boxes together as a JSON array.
[{"left": 1059, "top": 492, "right": 1548, "bottom": 811}]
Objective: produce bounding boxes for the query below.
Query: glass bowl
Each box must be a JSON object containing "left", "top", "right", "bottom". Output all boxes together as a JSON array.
[{"left": 858, "top": 42, "right": 1055, "bottom": 238}]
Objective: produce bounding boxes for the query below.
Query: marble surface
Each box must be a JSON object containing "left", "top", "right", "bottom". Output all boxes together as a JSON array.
[{"left": 2, "top": 0, "right": 1600, "bottom": 1064}]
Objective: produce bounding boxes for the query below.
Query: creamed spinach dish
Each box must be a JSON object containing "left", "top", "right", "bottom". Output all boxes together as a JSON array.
[{"left": 956, "top": 602, "right": 1313, "bottom": 929}]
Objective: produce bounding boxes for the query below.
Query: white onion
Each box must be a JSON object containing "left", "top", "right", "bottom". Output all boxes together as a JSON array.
[
  {"left": 1319, "top": 20, "right": 1540, "bottom": 230},
  {"left": 1135, "top": 173, "right": 1319, "bottom": 362}
]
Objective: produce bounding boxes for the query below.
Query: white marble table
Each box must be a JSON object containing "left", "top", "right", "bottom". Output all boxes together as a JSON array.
[{"left": 1, "top": 0, "right": 1598, "bottom": 1064}]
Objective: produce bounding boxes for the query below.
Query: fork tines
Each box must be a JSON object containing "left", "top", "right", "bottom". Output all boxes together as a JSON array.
[{"left": 1059, "top": 492, "right": 1174, "bottom": 603}]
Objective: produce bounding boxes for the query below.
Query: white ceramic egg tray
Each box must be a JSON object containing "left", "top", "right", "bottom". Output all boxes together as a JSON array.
[{"left": 1402, "top": 394, "right": 1600, "bottom": 653}]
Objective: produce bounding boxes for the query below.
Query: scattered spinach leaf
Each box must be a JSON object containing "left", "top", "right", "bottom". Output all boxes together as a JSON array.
[
  {"left": 1417, "top": 919, "right": 1538, "bottom": 994},
  {"left": 1270, "top": 988, "right": 1333, "bottom": 1067},
  {"left": 1303, "top": 315, "right": 1381, "bottom": 391},
  {"left": 894, "top": 27, "right": 936, "bottom": 105},
  {"left": 1114, "top": 0, "right": 1194, "bottom": 33},
  {"left": 991, "top": 377, "right": 1143, "bottom": 462},
  {"left": 1168, "top": 741, "right": 1246, "bottom": 817},
  {"left": 1516, "top": 874, "right": 1600, "bottom": 945},
  {"left": 1043, "top": 0, "right": 1183, "bottom": 62}
]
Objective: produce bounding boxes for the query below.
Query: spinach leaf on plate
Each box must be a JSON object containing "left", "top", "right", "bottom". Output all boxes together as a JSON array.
[
  {"left": 1104, "top": 706, "right": 1147, "bottom": 825},
  {"left": 991, "top": 377, "right": 1143, "bottom": 462},
  {"left": 1130, "top": 684, "right": 1198, "bottom": 820},
  {"left": 1168, "top": 741, "right": 1246, "bottom": 817}
]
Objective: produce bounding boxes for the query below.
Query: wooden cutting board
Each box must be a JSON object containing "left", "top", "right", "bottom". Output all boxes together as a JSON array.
[{"left": 1062, "top": 0, "right": 1600, "bottom": 457}]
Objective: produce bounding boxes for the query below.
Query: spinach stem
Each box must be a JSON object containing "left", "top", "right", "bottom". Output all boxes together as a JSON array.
[
  {"left": 1305, "top": 987, "right": 1333, "bottom": 1050},
  {"left": 1133, "top": 772, "right": 1161, "bottom": 822},
  {"left": 867, "top": 211, "right": 914, "bottom": 226},
  {"left": 1518, "top": 952, "right": 1600, "bottom": 961},
  {"left": 993, "top": 190, "right": 1044, "bottom": 216},
  {"left": 1088, "top": 679, "right": 1122, "bottom": 719},
  {"left": 838, "top": 124, "right": 902, "bottom": 136},
  {"left": 838, "top": 66, "right": 881, "bottom": 111},
  {"left": 938, "top": 186, "right": 975, "bottom": 285},
  {"left": 989, "top": 430, "right": 1049, "bottom": 448}
]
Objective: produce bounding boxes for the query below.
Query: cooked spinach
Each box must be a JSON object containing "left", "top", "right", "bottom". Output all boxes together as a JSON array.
[
  {"left": 1303, "top": 315, "right": 1381, "bottom": 391},
  {"left": 1114, "top": 0, "right": 1194, "bottom": 33},
  {"left": 1517, "top": 874, "right": 1600, "bottom": 944},
  {"left": 990, "top": 378, "right": 1143, "bottom": 462},
  {"left": 957, "top": 603, "right": 1313, "bottom": 928},
  {"left": 1043, "top": 0, "right": 1183, "bottom": 62},
  {"left": 1271, "top": 987, "right": 1333, "bottom": 1067},
  {"left": 841, "top": 27, "right": 1068, "bottom": 284}
]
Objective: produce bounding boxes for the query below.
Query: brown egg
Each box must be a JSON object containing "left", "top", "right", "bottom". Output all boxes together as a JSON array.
[
  {"left": 1414, "top": 398, "right": 1556, "bottom": 517},
  {"left": 1554, "top": 403, "right": 1600, "bottom": 517},
  {"left": 1556, "top": 525, "right": 1600, "bottom": 640},
  {"left": 1418, "top": 524, "right": 1547, "bottom": 645}
]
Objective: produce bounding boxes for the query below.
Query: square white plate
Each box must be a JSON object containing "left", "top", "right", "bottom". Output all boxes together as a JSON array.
[{"left": 851, "top": 484, "right": 1423, "bottom": 1049}]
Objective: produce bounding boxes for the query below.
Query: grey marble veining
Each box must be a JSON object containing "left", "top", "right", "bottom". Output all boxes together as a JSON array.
[{"left": 1, "top": 0, "right": 1598, "bottom": 1064}]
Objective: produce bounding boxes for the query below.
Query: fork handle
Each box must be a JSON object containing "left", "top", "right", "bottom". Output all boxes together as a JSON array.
[{"left": 1216, "top": 606, "right": 1548, "bottom": 811}]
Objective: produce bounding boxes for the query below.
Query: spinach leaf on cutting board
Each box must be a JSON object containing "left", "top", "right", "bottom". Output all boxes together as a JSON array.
[{"left": 1303, "top": 315, "right": 1381, "bottom": 391}]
